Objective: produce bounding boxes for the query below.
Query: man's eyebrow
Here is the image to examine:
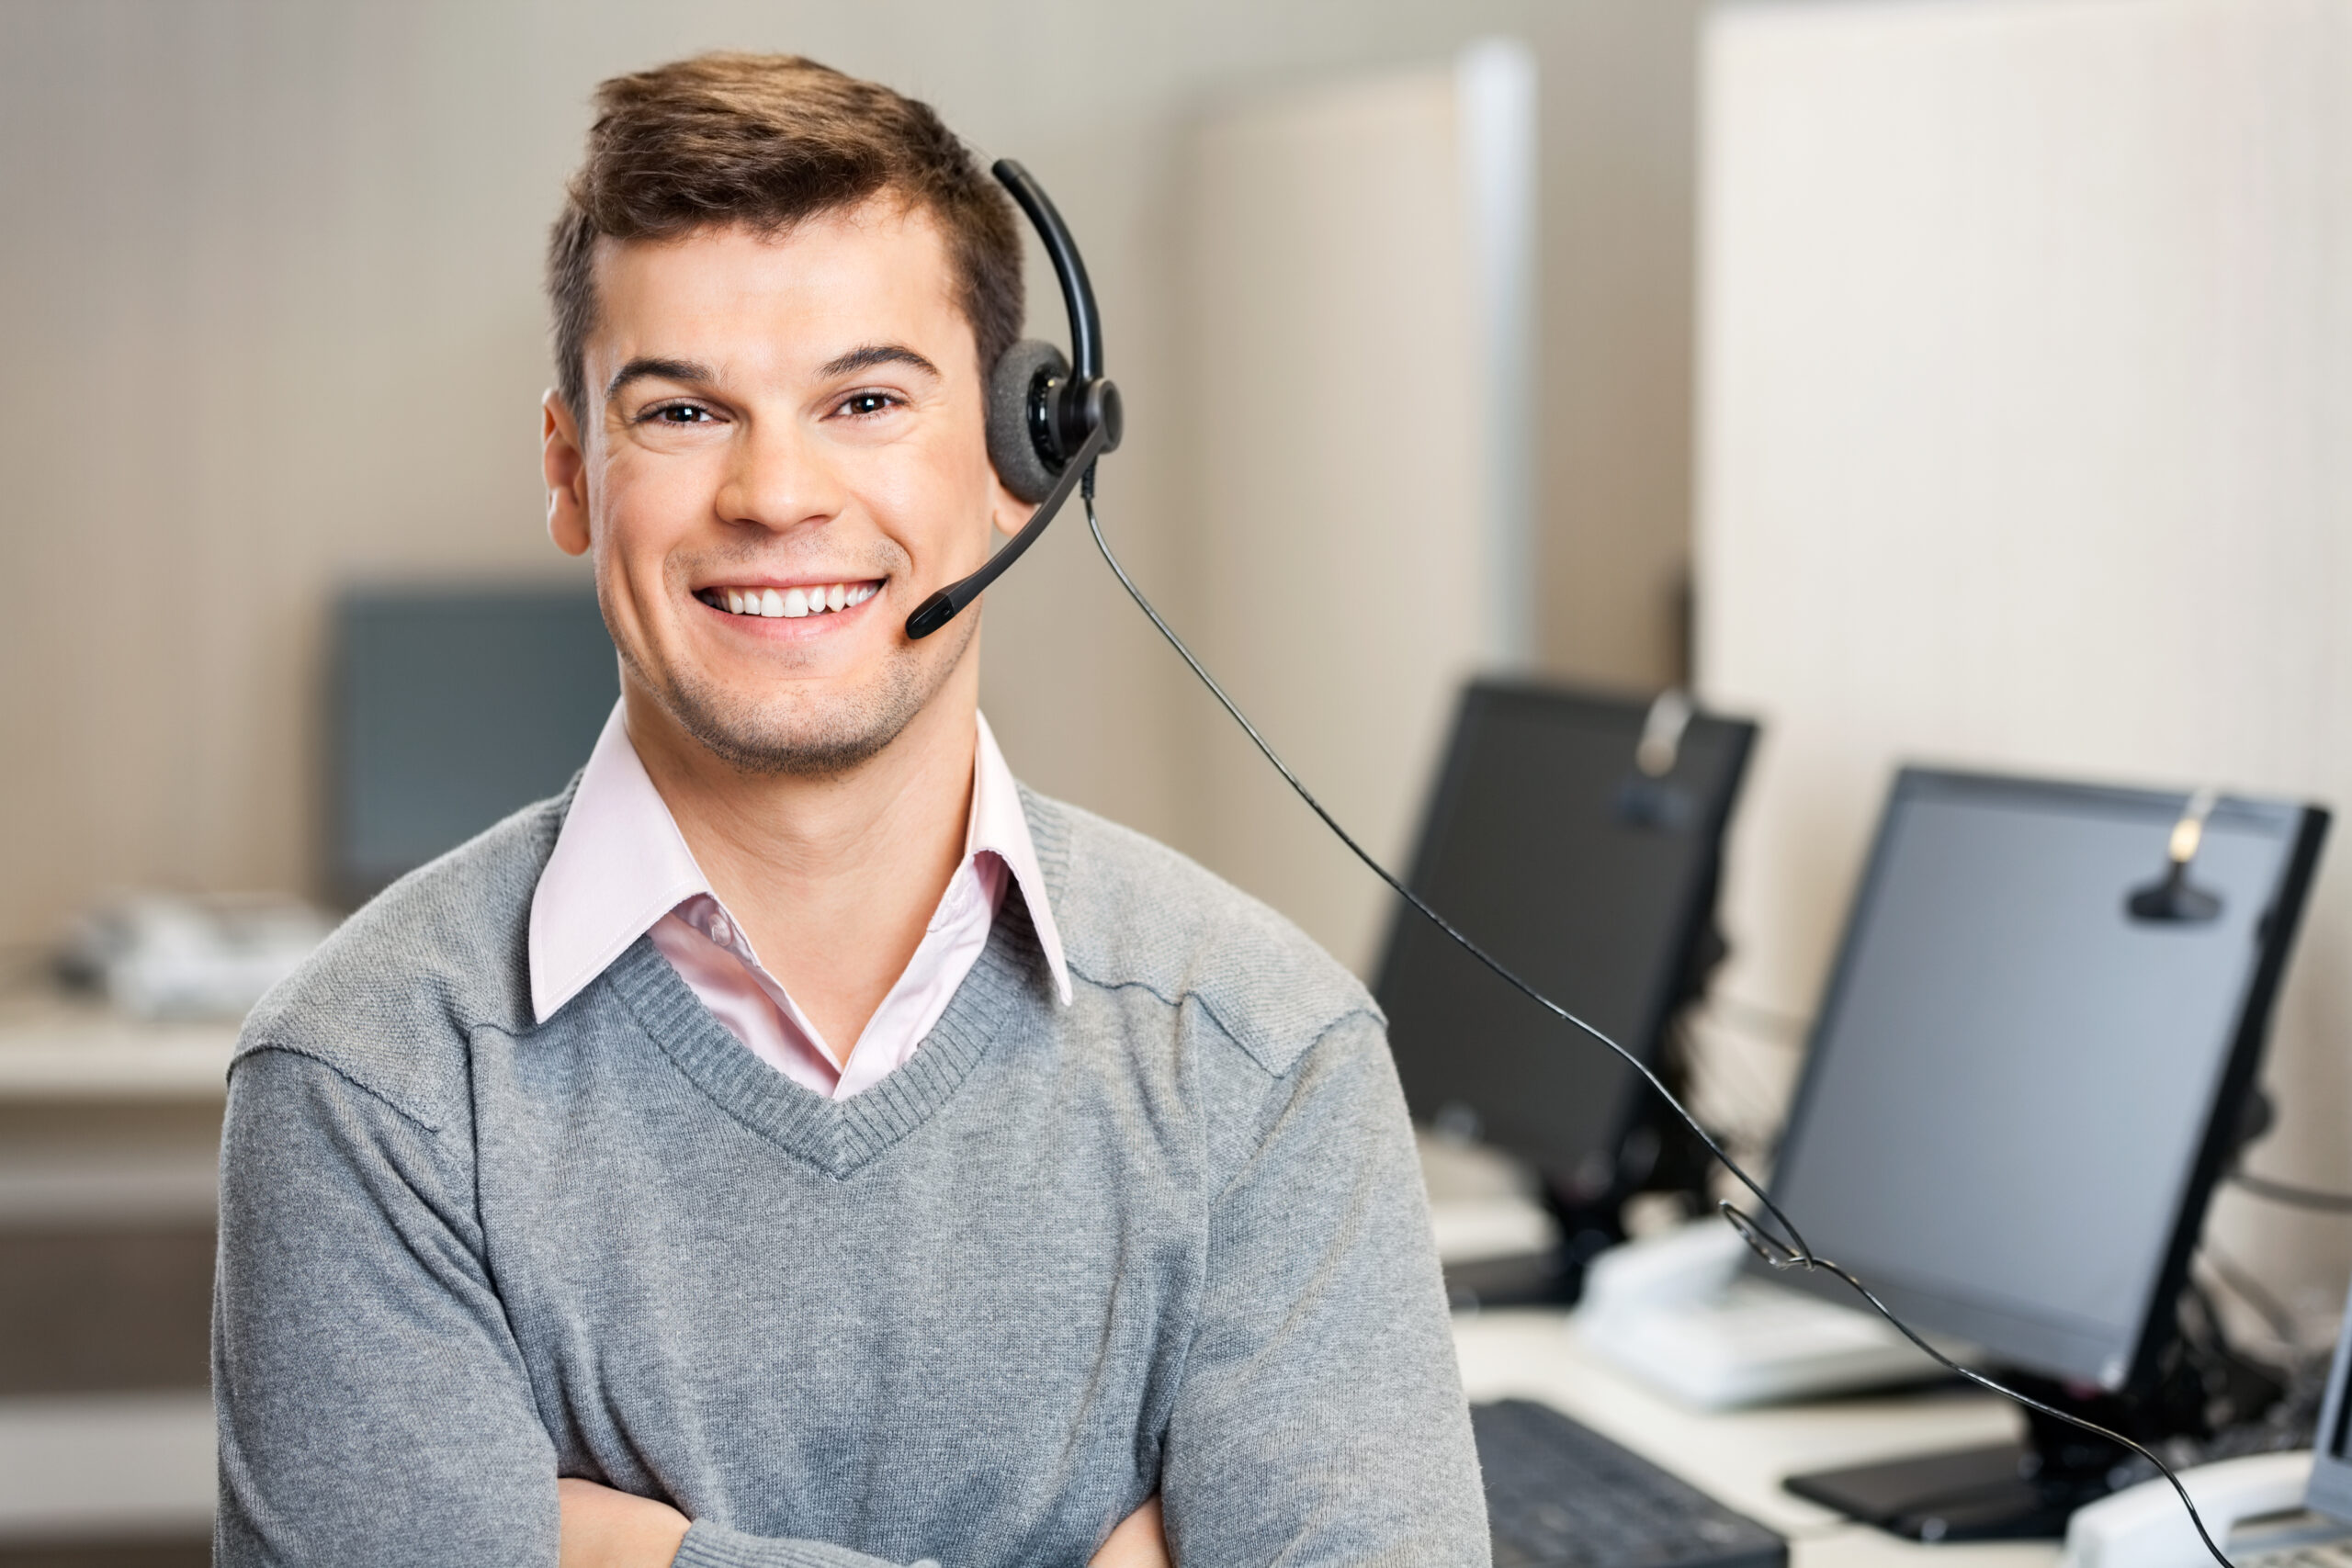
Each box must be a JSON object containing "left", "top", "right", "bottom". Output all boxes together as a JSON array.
[
  {"left": 605, "top": 356, "right": 716, "bottom": 402},
  {"left": 820, "top": 344, "right": 941, "bottom": 380}
]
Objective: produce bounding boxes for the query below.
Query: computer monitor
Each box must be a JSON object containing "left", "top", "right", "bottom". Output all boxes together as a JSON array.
[
  {"left": 328, "top": 585, "right": 616, "bottom": 906},
  {"left": 1375, "top": 680, "right": 1758, "bottom": 1292},
  {"left": 1765, "top": 768, "right": 2328, "bottom": 1540}
]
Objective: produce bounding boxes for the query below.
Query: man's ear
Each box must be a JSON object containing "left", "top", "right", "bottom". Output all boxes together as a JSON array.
[
  {"left": 989, "top": 470, "right": 1035, "bottom": 542},
  {"left": 543, "top": 389, "right": 592, "bottom": 557}
]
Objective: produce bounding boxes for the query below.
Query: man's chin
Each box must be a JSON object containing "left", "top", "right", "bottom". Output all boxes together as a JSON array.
[
  {"left": 662, "top": 698, "right": 902, "bottom": 778},
  {"left": 652, "top": 657, "right": 946, "bottom": 781},
  {"left": 622, "top": 597, "right": 978, "bottom": 781}
]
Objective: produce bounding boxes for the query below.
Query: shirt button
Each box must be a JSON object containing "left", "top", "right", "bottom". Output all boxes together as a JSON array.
[{"left": 707, "top": 915, "right": 733, "bottom": 948}]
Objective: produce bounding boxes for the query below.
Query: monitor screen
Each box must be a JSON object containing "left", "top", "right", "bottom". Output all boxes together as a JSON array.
[
  {"left": 1376, "top": 682, "right": 1755, "bottom": 1191},
  {"left": 1766, "top": 770, "right": 2325, "bottom": 1391},
  {"left": 330, "top": 585, "right": 616, "bottom": 905}
]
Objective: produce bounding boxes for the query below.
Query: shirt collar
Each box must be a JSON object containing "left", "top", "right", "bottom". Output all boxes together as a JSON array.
[
  {"left": 970, "top": 710, "right": 1071, "bottom": 1005},
  {"left": 528, "top": 702, "right": 1069, "bottom": 1024}
]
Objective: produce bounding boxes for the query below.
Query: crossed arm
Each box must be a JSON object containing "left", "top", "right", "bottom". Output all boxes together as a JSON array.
[
  {"left": 556, "top": 1482, "right": 1167, "bottom": 1568},
  {"left": 217, "top": 1016, "right": 1483, "bottom": 1566}
]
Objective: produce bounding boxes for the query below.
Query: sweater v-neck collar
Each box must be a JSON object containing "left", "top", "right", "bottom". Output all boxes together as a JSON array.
[{"left": 603, "top": 887, "right": 1050, "bottom": 1179}]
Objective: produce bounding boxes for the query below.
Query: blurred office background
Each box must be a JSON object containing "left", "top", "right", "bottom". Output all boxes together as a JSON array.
[{"left": 5, "top": 0, "right": 2352, "bottom": 1560}]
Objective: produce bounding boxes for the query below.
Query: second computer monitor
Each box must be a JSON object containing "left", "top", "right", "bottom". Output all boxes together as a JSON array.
[
  {"left": 1375, "top": 681, "right": 1757, "bottom": 1200},
  {"left": 1764, "top": 769, "right": 2328, "bottom": 1394}
]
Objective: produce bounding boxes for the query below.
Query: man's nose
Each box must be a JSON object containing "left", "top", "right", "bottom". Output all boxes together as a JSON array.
[{"left": 715, "top": 416, "right": 843, "bottom": 533}]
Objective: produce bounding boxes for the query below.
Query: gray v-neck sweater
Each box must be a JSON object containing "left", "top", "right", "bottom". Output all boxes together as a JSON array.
[{"left": 212, "top": 784, "right": 1487, "bottom": 1568}]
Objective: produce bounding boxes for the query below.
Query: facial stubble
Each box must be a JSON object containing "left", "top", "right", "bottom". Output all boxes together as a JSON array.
[{"left": 629, "top": 603, "right": 980, "bottom": 781}]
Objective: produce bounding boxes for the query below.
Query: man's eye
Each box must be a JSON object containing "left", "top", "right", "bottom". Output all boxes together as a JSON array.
[
  {"left": 644, "top": 403, "right": 714, "bottom": 424},
  {"left": 838, "top": 392, "right": 900, "bottom": 418}
]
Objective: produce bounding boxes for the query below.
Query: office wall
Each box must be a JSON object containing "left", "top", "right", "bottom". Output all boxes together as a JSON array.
[
  {"left": 1698, "top": 0, "right": 2352, "bottom": 1314},
  {"left": 1182, "top": 49, "right": 1532, "bottom": 973},
  {"left": 0, "top": 0, "right": 1702, "bottom": 951}
]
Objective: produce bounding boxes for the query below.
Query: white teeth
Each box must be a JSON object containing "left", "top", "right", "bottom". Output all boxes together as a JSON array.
[{"left": 719, "top": 582, "right": 875, "bottom": 616}]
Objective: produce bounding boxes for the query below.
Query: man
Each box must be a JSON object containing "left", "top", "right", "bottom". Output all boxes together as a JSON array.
[{"left": 213, "top": 52, "right": 1486, "bottom": 1568}]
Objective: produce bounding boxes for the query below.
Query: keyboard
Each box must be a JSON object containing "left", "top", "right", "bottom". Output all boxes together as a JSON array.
[{"left": 1472, "top": 1399, "right": 1789, "bottom": 1568}]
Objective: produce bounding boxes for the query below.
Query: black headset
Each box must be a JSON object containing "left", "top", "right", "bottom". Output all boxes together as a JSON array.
[{"left": 903, "top": 161, "right": 1125, "bottom": 641}]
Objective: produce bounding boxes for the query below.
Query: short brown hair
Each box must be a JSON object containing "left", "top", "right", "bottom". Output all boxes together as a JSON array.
[{"left": 547, "top": 52, "right": 1023, "bottom": 422}]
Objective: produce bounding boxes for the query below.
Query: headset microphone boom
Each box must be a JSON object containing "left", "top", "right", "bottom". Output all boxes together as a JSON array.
[{"left": 923, "top": 159, "right": 2246, "bottom": 1568}]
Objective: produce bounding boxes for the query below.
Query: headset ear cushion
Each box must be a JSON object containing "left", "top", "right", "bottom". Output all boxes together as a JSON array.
[{"left": 986, "top": 338, "right": 1071, "bottom": 504}]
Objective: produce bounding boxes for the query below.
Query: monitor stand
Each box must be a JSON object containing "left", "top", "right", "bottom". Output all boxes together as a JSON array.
[
  {"left": 1784, "top": 1353, "right": 2284, "bottom": 1541},
  {"left": 1783, "top": 1437, "right": 2099, "bottom": 1541},
  {"left": 1441, "top": 1112, "right": 1720, "bottom": 1312},
  {"left": 1439, "top": 1189, "right": 1623, "bottom": 1312},
  {"left": 1442, "top": 1038, "right": 1728, "bottom": 1314}
]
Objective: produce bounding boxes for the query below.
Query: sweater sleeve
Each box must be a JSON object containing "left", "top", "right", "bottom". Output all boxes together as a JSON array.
[
  {"left": 213, "top": 1047, "right": 934, "bottom": 1568},
  {"left": 1159, "top": 1009, "right": 1491, "bottom": 1567}
]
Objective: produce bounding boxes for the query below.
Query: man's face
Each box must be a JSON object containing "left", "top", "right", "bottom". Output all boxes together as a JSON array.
[{"left": 543, "top": 199, "right": 1022, "bottom": 776}]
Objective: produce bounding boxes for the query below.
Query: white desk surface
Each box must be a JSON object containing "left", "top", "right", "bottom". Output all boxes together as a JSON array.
[
  {"left": 1453, "top": 1308, "right": 2060, "bottom": 1568},
  {"left": 0, "top": 986, "right": 236, "bottom": 1100}
]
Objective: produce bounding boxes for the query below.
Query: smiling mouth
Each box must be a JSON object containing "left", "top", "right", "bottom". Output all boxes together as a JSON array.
[{"left": 697, "top": 581, "right": 881, "bottom": 619}]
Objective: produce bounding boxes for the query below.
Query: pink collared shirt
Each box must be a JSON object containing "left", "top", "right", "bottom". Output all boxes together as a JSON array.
[{"left": 529, "top": 704, "right": 1070, "bottom": 1100}]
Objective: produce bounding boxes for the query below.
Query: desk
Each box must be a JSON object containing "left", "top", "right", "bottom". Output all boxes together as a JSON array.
[
  {"left": 1453, "top": 1308, "right": 2059, "bottom": 1568},
  {"left": 0, "top": 986, "right": 236, "bottom": 1102},
  {"left": 0, "top": 1037, "right": 2062, "bottom": 1558},
  {"left": 0, "top": 1391, "right": 214, "bottom": 1543},
  {"left": 0, "top": 1316, "right": 2068, "bottom": 1555},
  {"left": 0, "top": 985, "right": 232, "bottom": 1225},
  {"left": 0, "top": 983, "right": 227, "bottom": 1549}
]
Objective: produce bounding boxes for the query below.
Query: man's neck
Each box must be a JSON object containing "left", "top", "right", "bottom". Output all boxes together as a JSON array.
[{"left": 621, "top": 671, "right": 978, "bottom": 1063}]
